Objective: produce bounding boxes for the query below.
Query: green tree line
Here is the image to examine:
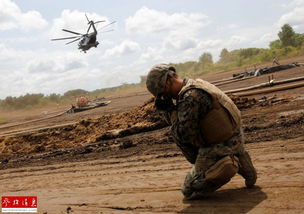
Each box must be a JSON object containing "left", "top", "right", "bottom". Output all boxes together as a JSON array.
[{"left": 0, "top": 84, "right": 141, "bottom": 111}]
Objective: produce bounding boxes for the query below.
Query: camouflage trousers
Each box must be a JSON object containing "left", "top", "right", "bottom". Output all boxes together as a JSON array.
[{"left": 182, "top": 131, "right": 246, "bottom": 199}]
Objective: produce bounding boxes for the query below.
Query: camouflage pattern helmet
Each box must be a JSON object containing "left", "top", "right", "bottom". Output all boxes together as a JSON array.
[{"left": 146, "top": 64, "right": 176, "bottom": 97}]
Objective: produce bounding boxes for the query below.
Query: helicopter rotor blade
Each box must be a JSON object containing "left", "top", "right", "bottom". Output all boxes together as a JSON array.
[
  {"left": 85, "top": 13, "right": 90, "bottom": 23},
  {"left": 94, "top": 20, "right": 106, "bottom": 24},
  {"left": 100, "top": 29, "right": 114, "bottom": 33},
  {"left": 98, "top": 21, "right": 116, "bottom": 31},
  {"left": 86, "top": 24, "right": 92, "bottom": 34},
  {"left": 51, "top": 36, "right": 80, "bottom": 41},
  {"left": 65, "top": 37, "right": 82, "bottom": 45},
  {"left": 62, "top": 29, "right": 82, "bottom": 35}
]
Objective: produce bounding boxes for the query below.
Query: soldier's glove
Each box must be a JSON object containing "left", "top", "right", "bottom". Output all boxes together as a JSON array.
[{"left": 154, "top": 95, "right": 176, "bottom": 112}]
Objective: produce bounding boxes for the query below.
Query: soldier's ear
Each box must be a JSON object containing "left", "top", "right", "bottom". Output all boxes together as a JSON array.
[
  {"left": 168, "top": 66, "right": 176, "bottom": 72},
  {"left": 167, "top": 70, "right": 176, "bottom": 79},
  {"left": 164, "top": 77, "right": 172, "bottom": 93}
]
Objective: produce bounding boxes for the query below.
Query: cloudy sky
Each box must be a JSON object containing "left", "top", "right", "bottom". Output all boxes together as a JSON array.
[{"left": 0, "top": 0, "right": 303, "bottom": 99}]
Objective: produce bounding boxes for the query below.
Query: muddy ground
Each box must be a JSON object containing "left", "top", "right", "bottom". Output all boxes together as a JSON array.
[{"left": 0, "top": 56, "right": 304, "bottom": 213}]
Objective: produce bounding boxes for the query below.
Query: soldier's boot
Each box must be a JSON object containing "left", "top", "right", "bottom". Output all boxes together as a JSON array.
[
  {"left": 181, "top": 170, "right": 195, "bottom": 198},
  {"left": 237, "top": 151, "right": 257, "bottom": 188},
  {"left": 182, "top": 171, "right": 218, "bottom": 200},
  {"left": 204, "top": 155, "right": 239, "bottom": 186},
  {"left": 182, "top": 156, "right": 239, "bottom": 200}
]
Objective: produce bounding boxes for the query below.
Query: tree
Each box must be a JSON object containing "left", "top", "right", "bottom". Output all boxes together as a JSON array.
[
  {"left": 219, "top": 48, "right": 234, "bottom": 64},
  {"left": 139, "top": 75, "right": 147, "bottom": 85},
  {"left": 294, "top": 33, "right": 304, "bottom": 47},
  {"left": 199, "top": 52, "right": 213, "bottom": 64},
  {"left": 219, "top": 48, "right": 229, "bottom": 60},
  {"left": 278, "top": 24, "right": 296, "bottom": 47},
  {"left": 240, "top": 48, "right": 261, "bottom": 58},
  {"left": 269, "top": 39, "right": 282, "bottom": 49},
  {"left": 48, "top": 93, "right": 61, "bottom": 103},
  {"left": 63, "top": 89, "right": 88, "bottom": 98}
]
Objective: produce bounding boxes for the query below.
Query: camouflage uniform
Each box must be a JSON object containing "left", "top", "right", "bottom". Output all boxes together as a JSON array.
[
  {"left": 166, "top": 79, "right": 255, "bottom": 199},
  {"left": 146, "top": 65, "right": 256, "bottom": 200}
]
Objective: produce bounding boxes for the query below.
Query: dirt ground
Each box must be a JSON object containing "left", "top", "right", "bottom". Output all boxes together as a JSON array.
[{"left": 1, "top": 56, "right": 304, "bottom": 213}]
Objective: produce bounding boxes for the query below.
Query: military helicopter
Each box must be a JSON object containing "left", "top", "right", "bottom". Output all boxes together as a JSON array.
[{"left": 52, "top": 14, "right": 115, "bottom": 53}]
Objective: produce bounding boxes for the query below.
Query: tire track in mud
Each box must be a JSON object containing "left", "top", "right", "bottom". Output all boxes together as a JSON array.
[
  {"left": 1, "top": 96, "right": 303, "bottom": 171},
  {"left": 0, "top": 97, "right": 304, "bottom": 172},
  {"left": 1, "top": 137, "right": 304, "bottom": 213}
]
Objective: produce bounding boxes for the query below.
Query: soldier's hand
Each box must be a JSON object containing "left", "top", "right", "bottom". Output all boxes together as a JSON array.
[
  {"left": 162, "top": 110, "right": 178, "bottom": 125},
  {"left": 170, "top": 110, "right": 178, "bottom": 124},
  {"left": 154, "top": 95, "right": 175, "bottom": 111}
]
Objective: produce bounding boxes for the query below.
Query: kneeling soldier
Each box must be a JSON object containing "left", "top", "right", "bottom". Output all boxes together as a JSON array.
[{"left": 146, "top": 64, "right": 257, "bottom": 199}]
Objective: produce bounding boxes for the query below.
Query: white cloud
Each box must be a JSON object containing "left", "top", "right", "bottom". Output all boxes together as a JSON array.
[
  {"left": 27, "top": 55, "right": 87, "bottom": 74},
  {"left": 197, "top": 39, "right": 223, "bottom": 49},
  {"left": 0, "top": 43, "right": 90, "bottom": 98},
  {"left": 281, "top": 0, "right": 304, "bottom": 8},
  {"left": 215, "top": 24, "right": 279, "bottom": 50},
  {"left": 226, "top": 35, "right": 247, "bottom": 47},
  {"left": 164, "top": 35, "right": 198, "bottom": 50},
  {"left": 139, "top": 38, "right": 222, "bottom": 65},
  {"left": 252, "top": 33, "right": 277, "bottom": 47},
  {"left": 0, "top": 0, "right": 47, "bottom": 31},
  {"left": 103, "top": 40, "right": 140, "bottom": 58},
  {"left": 139, "top": 47, "right": 165, "bottom": 64},
  {"left": 217, "top": 24, "right": 239, "bottom": 32},
  {"left": 278, "top": 7, "right": 304, "bottom": 31},
  {"left": 0, "top": 43, "right": 35, "bottom": 69},
  {"left": 278, "top": 0, "right": 304, "bottom": 31},
  {"left": 125, "top": 7, "right": 210, "bottom": 35},
  {"left": 126, "top": 7, "right": 214, "bottom": 64}
]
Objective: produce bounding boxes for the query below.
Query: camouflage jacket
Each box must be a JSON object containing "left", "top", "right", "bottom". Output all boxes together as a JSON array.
[{"left": 167, "top": 79, "right": 213, "bottom": 164}]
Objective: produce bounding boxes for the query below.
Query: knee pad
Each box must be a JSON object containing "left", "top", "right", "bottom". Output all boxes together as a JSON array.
[{"left": 205, "top": 155, "right": 239, "bottom": 186}]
